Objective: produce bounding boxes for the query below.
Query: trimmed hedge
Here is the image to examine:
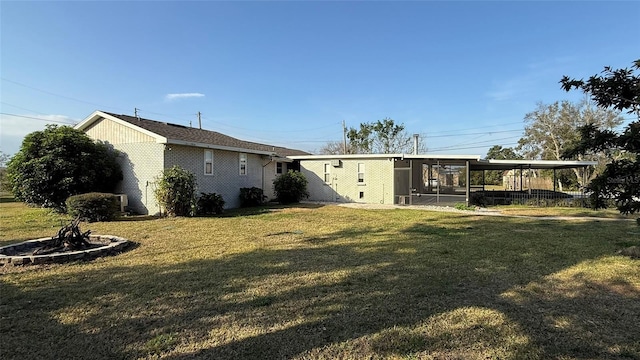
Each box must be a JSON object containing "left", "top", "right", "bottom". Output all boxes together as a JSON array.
[{"left": 66, "top": 192, "right": 120, "bottom": 222}]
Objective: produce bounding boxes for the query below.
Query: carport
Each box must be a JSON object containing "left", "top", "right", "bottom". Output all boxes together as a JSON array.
[{"left": 393, "top": 155, "right": 597, "bottom": 206}]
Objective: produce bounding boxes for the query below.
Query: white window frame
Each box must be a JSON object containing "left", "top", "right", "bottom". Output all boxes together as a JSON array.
[
  {"left": 239, "top": 153, "right": 247, "bottom": 176},
  {"left": 204, "top": 150, "right": 214, "bottom": 176},
  {"left": 276, "top": 162, "right": 283, "bottom": 175},
  {"left": 357, "top": 162, "right": 365, "bottom": 183},
  {"left": 323, "top": 163, "right": 331, "bottom": 183}
]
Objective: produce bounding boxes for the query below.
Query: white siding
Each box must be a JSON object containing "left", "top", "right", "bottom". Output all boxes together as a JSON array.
[{"left": 84, "top": 117, "right": 155, "bottom": 144}]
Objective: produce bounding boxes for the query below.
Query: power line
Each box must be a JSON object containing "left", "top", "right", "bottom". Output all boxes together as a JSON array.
[
  {"left": 429, "top": 135, "right": 522, "bottom": 151},
  {"left": 428, "top": 142, "right": 521, "bottom": 152},
  {"left": 1, "top": 77, "right": 126, "bottom": 112},
  {"left": 425, "top": 128, "right": 522, "bottom": 138},
  {"left": 0, "top": 102, "right": 52, "bottom": 116},
  {"left": 424, "top": 121, "right": 524, "bottom": 135},
  {"left": 0, "top": 112, "right": 78, "bottom": 125}
]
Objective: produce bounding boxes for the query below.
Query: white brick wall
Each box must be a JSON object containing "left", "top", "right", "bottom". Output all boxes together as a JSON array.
[
  {"left": 164, "top": 145, "right": 268, "bottom": 209},
  {"left": 300, "top": 158, "right": 394, "bottom": 204},
  {"left": 114, "top": 143, "right": 165, "bottom": 215}
]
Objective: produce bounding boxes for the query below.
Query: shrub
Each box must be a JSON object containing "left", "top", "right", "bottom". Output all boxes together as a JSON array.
[
  {"left": 197, "top": 192, "right": 225, "bottom": 215},
  {"left": 154, "top": 166, "right": 196, "bottom": 216},
  {"left": 469, "top": 192, "right": 488, "bottom": 207},
  {"left": 66, "top": 192, "right": 120, "bottom": 222},
  {"left": 273, "top": 170, "right": 309, "bottom": 204},
  {"left": 7, "top": 125, "right": 122, "bottom": 211},
  {"left": 239, "top": 187, "right": 267, "bottom": 207}
]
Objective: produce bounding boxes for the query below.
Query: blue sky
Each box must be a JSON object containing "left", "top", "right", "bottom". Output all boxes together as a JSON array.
[{"left": 1, "top": 1, "right": 638, "bottom": 156}]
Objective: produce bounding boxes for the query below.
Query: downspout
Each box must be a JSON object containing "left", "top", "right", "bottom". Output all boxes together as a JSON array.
[{"left": 262, "top": 156, "right": 274, "bottom": 195}]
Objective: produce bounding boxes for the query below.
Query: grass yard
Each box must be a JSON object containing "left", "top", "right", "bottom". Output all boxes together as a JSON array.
[
  {"left": 494, "top": 205, "right": 637, "bottom": 219},
  {"left": 1, "top": 202, "right": 639, "bottom": 359}
]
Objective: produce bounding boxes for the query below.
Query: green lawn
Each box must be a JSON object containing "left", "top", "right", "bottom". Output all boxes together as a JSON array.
[
  {"left": 1, "top": 202, "right": 639, "bottom": 359},
  {"left": 494, "top": 204, "right": 637, "bottom": 219}
]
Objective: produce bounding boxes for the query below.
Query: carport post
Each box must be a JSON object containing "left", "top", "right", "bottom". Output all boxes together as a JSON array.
[
  {"left": 466, "top": 160, "right": 470, "bottom": 206},
  {"left": 553, "top": 168, "right": 557, "bottom": 192}
]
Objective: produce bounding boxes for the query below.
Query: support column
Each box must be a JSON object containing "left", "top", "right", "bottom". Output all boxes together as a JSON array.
[
  {"left": 409, "top": 160, "right": 413, "bottom": 205},
  {"left": 466, "top": 160, "right": 471, "bottom": 206}
]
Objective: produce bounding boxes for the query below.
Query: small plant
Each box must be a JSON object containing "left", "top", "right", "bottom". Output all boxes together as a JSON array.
[
  {"left": 239, "top": 187, "right": 267, "bottom": 207},
  {"left": 155, "top": 166, "right": 196, "bottom": 217},
  {"left": 197, "top": 192, "right": 225, "bottom": 215},
  {"left": 273, "top": 170, "right": 309, "bottom": 204},
  {"left": 454, "top": 203, "right": 475, "bottom": 211},
  {"left": 66, "top": 192, "right": 120, "bottom": 222}
]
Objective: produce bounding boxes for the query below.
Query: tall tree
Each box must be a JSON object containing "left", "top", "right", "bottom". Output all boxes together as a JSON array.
[
  {"left": 347, "top": 118, "right": 414, "bottom": 154},
  {"left": 517, "top": 100, "right": 623, "bottom": 188},
  {"left": 6, "top": 125, "right": 122, "bottom": 210},
  {"left": 483, "top": 145, "right": 522, "bottom": 185},
  {"left": 318, "top": 140, "right": 346, "bottom": 155},
  {"left": 561, "top": 59, "right": 640, "bottom": 214}
]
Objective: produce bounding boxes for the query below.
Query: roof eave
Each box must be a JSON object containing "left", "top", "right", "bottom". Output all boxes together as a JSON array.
[{"left": 166, "top": 139, "right": 276, "bottom": 156}]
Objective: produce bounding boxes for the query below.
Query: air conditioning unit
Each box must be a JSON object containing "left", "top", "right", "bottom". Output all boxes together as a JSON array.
[
  {"left": 114, "top": 194, "right": 128, "bottom": 212},
  {"left": 331, "top": 159, "right": 341, "bottom": 167}
]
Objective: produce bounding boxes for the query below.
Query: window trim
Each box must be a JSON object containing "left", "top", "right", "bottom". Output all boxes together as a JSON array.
[
  {"left": 323, "top": 163, "right": 331, "bottom": 183},
  {"left": 357, "top": 162, "right": 365, "bottom": 183},
  {"left": 204, "top": 150, "right": 214, "bottom": 176},
  {"left": 239, "top": 153, "right": 247, "bottom": 176}
]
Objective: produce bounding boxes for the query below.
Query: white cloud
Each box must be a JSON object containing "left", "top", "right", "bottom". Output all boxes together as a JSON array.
[
  {"left": 0, "top": 113, "right": 78, "bottom": 155},
  {"left": 164, "top": 93, "right": 205, "bottom": 101}
]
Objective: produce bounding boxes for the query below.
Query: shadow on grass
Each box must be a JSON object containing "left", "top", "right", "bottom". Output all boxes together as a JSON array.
[
  {"left": 0, "top": 280, "right": 128, "bottom": 359},
  {"left": 218, "top": 202, "right": 326, "bottom": 218},
  {"left": 1, "top": 216, "right": 637, "bottom": 359},
  {"left": 113, "top": 215, "right": 162, "bottom": 222}
]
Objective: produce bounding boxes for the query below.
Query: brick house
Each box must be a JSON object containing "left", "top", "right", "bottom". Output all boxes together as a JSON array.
[{"left": 75, "top": 111, "right": 308, "bottom": 214}]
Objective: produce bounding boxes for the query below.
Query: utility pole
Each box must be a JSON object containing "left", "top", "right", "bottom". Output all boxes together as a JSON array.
[
  {"left": 197, "top": 111, "right": 202, "bottom": 129},
  {"left": 342, "top": 120, "right": 347, "bottom": 154}
]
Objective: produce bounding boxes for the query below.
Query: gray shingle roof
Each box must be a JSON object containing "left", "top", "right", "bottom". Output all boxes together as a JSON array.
[{"left": 104, "top": 112, "right": 310, "bottom": 157}]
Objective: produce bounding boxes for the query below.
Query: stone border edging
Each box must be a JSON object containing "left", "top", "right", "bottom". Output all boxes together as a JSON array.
[{"left": 0, "top": 235, "right": 130, "bottom": 266}]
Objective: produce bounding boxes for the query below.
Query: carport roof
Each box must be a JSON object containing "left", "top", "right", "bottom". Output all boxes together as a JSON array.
[
  {"left": 469, "top": 159, "right": 598, "bottom": 171},
  {"left": 288, "top": 154, "right": 597, "bottom": 170}
]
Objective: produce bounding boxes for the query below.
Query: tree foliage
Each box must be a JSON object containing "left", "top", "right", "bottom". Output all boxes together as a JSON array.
[
  {"left": 154, "top": 165, "right": 197, "bottom": 216},
  {"left": 517, "top": 100, "right": 623, "bottom": 188},
  {"left": 561, "top": 59, "right": 640, "bottom": 214},
  {"left": 318, "top": 141, "right": 345, "bottom": 155},
  {"left": 347, "top": 118, "right": 414, "bottom": 154},
  {"left": 483, "top": 145, "right": 522, "bottom": 185},
  {"left": 0, "top": 151, "right": 10, "bottom": 192},
  {"left": 6, "top": 125, "right": 122, "bottom": 210}
]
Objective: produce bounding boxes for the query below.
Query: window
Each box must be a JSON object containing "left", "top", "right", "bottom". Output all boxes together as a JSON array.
[
  {"left": 239, "top": 153, "right": 247, "bottom": 175},
  {"left": 357, "top": 163, "right": 365, "bottom": 183},
  {"left": 204, "top": 150, "right": 213, "bottom": 175},
  {"left": 276, "top": 162, "right": 283, "bottom": 174},
  {"left": 323, "top": 163, "right": 331, "bottom": 183},
  {"left": 359, "top": 191, "right": 364, "bottom": 199}
]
